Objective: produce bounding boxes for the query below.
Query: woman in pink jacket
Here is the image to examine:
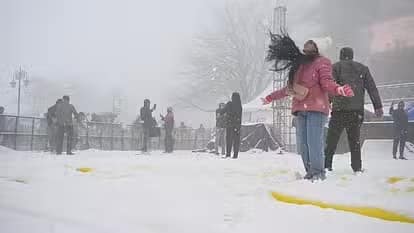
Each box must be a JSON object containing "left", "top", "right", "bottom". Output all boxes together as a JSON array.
[{"left": 263, "top": 34, "right": 354, "bottom": 181}]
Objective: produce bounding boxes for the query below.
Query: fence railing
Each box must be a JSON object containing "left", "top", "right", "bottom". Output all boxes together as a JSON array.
[{"left": 0, "top": 114, "right": 213, "bottom": 152}]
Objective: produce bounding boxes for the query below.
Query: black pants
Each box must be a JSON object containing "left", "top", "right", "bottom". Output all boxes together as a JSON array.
[
  {"left": 325, "top": 111, "right": 363, "bottom": 172},
  {"left": 56, "top": 124, "right": 74, "bottom": 154},
  {"left": 142, "top": 127, "right": 150, "bottom": 152},
  {"left": 226, "top": 127, "right": 241, "bottom": 158},
  {"left": 393, "top": 129, "right": 407, "bottom": 157},
  {"left": 47, "top": 124, "right": 57, "bottom": 152},
  {"left": 164, "top": 128, "right": 174, "bottom": 153}
]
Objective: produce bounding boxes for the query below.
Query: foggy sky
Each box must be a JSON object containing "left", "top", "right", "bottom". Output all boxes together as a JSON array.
[{"left": 0, "top": 0, "right": 224, "bottom": 125}]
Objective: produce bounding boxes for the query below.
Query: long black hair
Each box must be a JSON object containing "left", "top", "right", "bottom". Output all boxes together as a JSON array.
[
  {"left": 266, "top": 33, "right": 319, "bottom": 88},
  {"left": 231, "top": 92, "right": 242, "bottom": 113}
]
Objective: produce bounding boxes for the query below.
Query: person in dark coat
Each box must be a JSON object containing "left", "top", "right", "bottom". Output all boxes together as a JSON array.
[
  {"left": 140, "top": 99, "right": 156, "bottom": 152},
  {"left": 390, "top": 101, "right": 408, "bottom": 160},
  {"left": 220, "top": 92, "right": 242, "bottom": 159},
  {"left": 215, "top": 103, "right": 226, "bottom": 155},
  {"left": 55, "top": 96, "right": 78, "bottom": 155},
  {"left": 325, "top": 47, "right": 383, "bottom": 172},
  {"left": 47, "top": 99, "right": 62, "bottom": 152},
  {"left": 160, "top": 107, "right": 175, "bottom": 153}
]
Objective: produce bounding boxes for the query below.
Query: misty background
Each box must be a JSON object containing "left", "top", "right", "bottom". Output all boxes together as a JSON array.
[{"left": 1, "top": 0, "right": 413, "bottom": 127}]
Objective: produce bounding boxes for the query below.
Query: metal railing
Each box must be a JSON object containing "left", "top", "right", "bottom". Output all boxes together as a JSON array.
[{"left": 0, "top": 114, "right": 213, "bottom": 152}]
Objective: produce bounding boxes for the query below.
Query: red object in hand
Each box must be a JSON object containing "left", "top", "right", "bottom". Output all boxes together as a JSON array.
[{"left": 336, "top": 85, "right": 354, "bottom": 97}]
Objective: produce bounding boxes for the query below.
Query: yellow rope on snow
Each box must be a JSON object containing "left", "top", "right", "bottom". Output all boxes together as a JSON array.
[
  {"left": 271, "top": 191, "right": 414, "bottom": 224},
  {"left": 387, "top": 177, "right": 405, "bottom": 184},
  {"left": 76, "top": 167, "right": 93, "bottom": 173}
]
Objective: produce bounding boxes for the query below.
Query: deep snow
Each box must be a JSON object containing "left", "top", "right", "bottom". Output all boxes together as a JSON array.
[{"left": 0, "top": 142, "right": 413, "bottom": 233}]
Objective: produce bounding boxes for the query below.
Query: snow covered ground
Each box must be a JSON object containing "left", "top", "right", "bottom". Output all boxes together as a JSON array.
[{"left": 1, "top": 143, "right": 414, "bottom": 233}]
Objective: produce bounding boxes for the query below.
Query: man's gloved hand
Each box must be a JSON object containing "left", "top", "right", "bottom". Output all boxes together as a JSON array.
[
  {"left": 336, "top": 84, "right": 354, "bottom": 97},
  {"left": 261, "top": 96, "right": 272, "bottom": 105}
]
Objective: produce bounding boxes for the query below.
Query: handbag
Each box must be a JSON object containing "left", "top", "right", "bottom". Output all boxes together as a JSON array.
[{"left": 287, "top": 83, "right": 309, "bottom": 101}]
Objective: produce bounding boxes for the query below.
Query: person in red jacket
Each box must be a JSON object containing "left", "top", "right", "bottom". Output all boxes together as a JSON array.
[{"left": 262, "top": 34, "right": 354, "bottom": 181}]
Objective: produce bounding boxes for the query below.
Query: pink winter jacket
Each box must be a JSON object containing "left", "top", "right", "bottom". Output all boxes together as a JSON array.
[{"left": 265, "top": 56, "right": 340, "bottom": 116}]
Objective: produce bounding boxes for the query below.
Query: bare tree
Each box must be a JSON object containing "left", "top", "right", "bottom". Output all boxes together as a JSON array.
[{"left": 178, "top": 0, "right": 273, "bottom": 108}]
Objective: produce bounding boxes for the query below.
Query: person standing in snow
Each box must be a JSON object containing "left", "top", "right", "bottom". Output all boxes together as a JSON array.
[
  {"left": 215, "top": 103, "right": 226, "bottom": 155},
  {"left": 219, "top": 92, "right": 242, "bottom": 159},
  {"left": 160, "top": 107, "right": 175, "bottom": 153},
  {"left": 324, "top": 47, "right": 383, "bottom": 173},
  {"left": 262, "top": 36, "right": 354, "bottom": 181},
  {"left": 47, "top": 99, "right": 62, "bottom": 152},
  {"left": 140, "top": 99, "right": 156, "bottom": 153},
  {"left": 390, "top": 101, "right": 408, "bottom": 160},
  {"left": 56, "top": 96, "right": 78, "bottom": 155}
]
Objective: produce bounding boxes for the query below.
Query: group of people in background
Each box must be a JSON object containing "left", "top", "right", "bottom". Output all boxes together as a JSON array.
[
  {"left": 137, "top": 94, "right": 244, "bottom": 158},
  {"left": 262, "top": 33, "right": 409, "bottom": 182}
]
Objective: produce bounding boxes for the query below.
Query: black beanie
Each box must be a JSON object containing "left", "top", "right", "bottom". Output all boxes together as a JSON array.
[{"left": 340, "top": 47, "right": 354, "bottom": 60}]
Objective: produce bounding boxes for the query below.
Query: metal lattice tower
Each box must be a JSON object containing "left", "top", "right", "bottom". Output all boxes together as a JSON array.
[
  {"left": 112, "top": 90, "right": 123, "bottom": 121},
  {"left": 272, "top": 6, "right": 294, "bottom": 152}
]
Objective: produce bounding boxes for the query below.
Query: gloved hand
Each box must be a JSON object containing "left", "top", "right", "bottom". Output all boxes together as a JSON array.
[
  {"left": 336, "top": 84, "right": 354, "bottom": 97},
  {"left": 375, "top": 108, "right": 384, "bottom": 118},
  {"left": 261, "top": 96, "right": 272, "bottom": 105}
]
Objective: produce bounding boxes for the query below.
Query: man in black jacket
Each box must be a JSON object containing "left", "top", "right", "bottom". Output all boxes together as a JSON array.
[
  {"left": 390, "top": 101, "right": 408, "bottom": 160},
  {"left": 140, "top": 99, "right": 156, "bottom": 152},
  {"left": 325, "top": 47, "right": 383, "bottom": 172},
  {"left": 56, "top": 96, "right": 78, "bottom": 155}
]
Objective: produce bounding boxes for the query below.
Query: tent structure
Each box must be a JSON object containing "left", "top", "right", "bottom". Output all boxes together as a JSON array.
[
  {"left": 205, "top": 123, "right": 283, "bottom": 152},
  {"left": 239, "top": 123, "right": 283, "bottom": 152}
]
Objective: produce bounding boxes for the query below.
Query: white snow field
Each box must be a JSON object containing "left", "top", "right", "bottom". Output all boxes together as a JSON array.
[{"left": 1, "top": 143, "right": 414, "bottom": 233}]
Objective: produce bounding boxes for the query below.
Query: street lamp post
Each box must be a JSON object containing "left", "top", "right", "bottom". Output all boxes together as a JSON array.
[{"left": 10, "top": 67, "right": 29, "bottom": 116}]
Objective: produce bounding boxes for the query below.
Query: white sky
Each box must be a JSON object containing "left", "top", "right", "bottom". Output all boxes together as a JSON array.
[{"left": 0, "top": 0, "right": 225, "bottom": 123}]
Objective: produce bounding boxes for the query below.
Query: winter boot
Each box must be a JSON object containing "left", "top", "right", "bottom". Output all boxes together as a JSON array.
[
  {"left": 399, "top": 155, "right": 407, "bottom": 160},
  {"left": 354, "top": 169, "right": 365, "bottom": 175},
  {"left": 303, "top": 173, "right": 313, "bottom": 180}
]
